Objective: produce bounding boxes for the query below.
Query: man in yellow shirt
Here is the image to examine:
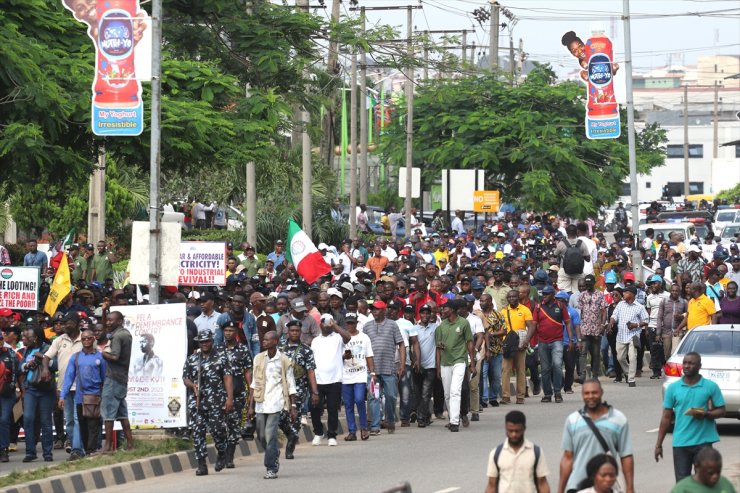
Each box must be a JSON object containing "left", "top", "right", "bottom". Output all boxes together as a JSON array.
[
  {"left": 677, "top": 282, "right": 719, "bottom": 332},
  {"left": 500, "top": 290, "right": 534, "bottom": 404}
]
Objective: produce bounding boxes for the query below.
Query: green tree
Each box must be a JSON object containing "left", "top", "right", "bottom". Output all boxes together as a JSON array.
[{"left": 380, "top": 64, "right": 667, "bottom": 218}]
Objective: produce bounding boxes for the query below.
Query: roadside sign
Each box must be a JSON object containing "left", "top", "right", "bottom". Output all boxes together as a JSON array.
[{"left": 473, "top": 191, "right": 500, "bottom": 212}]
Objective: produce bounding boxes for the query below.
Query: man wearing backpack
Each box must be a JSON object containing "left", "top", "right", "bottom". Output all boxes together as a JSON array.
[
  {"left": 554, "top": 224, "right": 591, "bottom": 294},
  {"left": 485, "top": 410, "right": 551, "bottom": 493}
]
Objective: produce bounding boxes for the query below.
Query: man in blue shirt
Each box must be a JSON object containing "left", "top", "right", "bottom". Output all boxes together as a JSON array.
[
  {"left": 23, "top": 240, "right": 47, "bottom": 268},
  {"left": 59, "top": 329, "right": 107, "bottom": 458},
  {"left": 266, "top": 240, "right": 286, "bottom": 269},
  {"left": 655, "top": 351, "right": 726, "bottom": 482}
]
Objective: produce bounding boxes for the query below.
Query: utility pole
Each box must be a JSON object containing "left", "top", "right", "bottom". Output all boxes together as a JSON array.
[
  {"left": 404, "top": 5, "right": 414, "bottom": 238},
  {"left": 299, "top": 0, "right": 312, "bottom": 235},
  {"left": 462, "top": 30, "right": 468, "bottom": 70},
  {"left": 623, "top": 0, "right": 642, "bottom": 280},
  {"left": 683, "top": 84, "right": 690, "bottom": 197},
  {"left": 489, "top": 1, "right": 499, "bottom": 70},
  {"left": 359, "top": 7, "right": 369, "bottom": 205},
  {"left": 88, "top": 142, "right": 106, "bottom": 244},
  {"left": 349, "top": 52, "right": 358, "bottom": 238},
  {"left": 423, "top": 46, "right": 429, "bottom": 80},
  {"left": 712, "top": 81, "right": 719, "bottom": 159},
  {"left": 320, "top": 0, "right": 341, "bottom": 171},
  {"left": 471, "top": 42, "right": 476, "bottom": 67},
  {"left": 509, "top": 36, "right": 515, "bottom": 85},
  {"left": 148, "top": 0, "right": 162, "bottom": 304}
]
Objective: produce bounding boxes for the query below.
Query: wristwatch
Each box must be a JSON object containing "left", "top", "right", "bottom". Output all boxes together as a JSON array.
[{"left": 291, "top": 404, "right": 297, "bottom": 408}]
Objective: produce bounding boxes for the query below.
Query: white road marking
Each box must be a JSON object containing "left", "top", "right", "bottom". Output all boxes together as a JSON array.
[
  {"left": 645, "top": 428, "right": 659, "bottom": 433},
  {"left": 434, "top": 488, "right": 461, "bottom": 493}
]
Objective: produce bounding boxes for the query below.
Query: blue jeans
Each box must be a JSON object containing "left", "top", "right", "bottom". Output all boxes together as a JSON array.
[
  {"left": 0, "top": 393, "right": 15, "bottom": 450},
  {"left": 399, "top": 366, "right": 413, "bottom": 422},
  {"left": 255, "top": 412, "right": 280, "bottom": 473},
  {"left": 539, "top": 341, "right": 564, "bottom": 396},
  {"left": 23, "top": 387, "right": 55, "bottom": 458},
  {"left": 481, "top": 353, "right": 503, "bottom": 402},
  {"left": 342, "top": 383, "right": 368, "bottom": 433},
  {"left": 64, "top": 391, "right": 85, "bottom": 456},
  {"left": 601, "top": 335, "right": 613, "bottom": 373},
  {"left": 368, "top": 374, "right": 398, "bottom": 431}
]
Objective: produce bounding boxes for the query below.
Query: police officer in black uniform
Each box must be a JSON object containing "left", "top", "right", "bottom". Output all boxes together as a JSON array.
[
  {"left": 182, "top": 329, "right": 234, "bottom": 476},
  {"left": 221, "top": 320, "right": 253, "bottom": 468},
  {"left": 278, "top": 319, "right": 318, "bottom": 459}
]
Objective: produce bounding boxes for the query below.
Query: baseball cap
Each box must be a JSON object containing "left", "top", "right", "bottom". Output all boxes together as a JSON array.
[
  {"left": 554, "top": 291, "right": 570, "bottom": 301},
  {"left": 462, "top": 294, "right": 475, "bottom": 303},
  {"left": 534, "top": 270, "right": 548, "bottom": 282},
  {"left": 548, "top": 265, "right": 559, "bottom": 273},
  {"left": 327, "top": 287, "right": 343, "bottom": 299},
  {"left": 542, "top": 285, "right": 556, "bottom": 295},
  {"left": 605, "top": 271, "right": 618, "bottom": 284},
  {"left": 388, "top": 299, "right": 402, "bottom": 309},
  {"left": 419, "top": 304, "right": 432, "bottom": 312},
  {"left": 340, "top": 281, "right": 354, "bottom": 292},
  {"left": 186, "top": 306, "right": 202, "bottom": 317},
  {"left": 345, "top": 313, "right": 359, "bottom": 323},
  {"left": 318, "top": 243, "right": 328, "bottom": 250},
  {"left": 286, "top": 319, "right": 301, "bottom": 328},
  {"left": 648, "top": 274, "right": 663, "bottom": 284},
  {"left": 193, "top": 329, "right": 214, "bottom": 342},
  {"left": 623, "top": 285, "right": 637, "bottom": 294},
  {"left": 623, "top": 272, "right": 635, "bottom": 281},
  {"left": 275, "top": 240, "right": 284, "bottom": 245},
  {"left": 0, "top": 308, "right": 13, "bottom": 318},
  {"left": 687, "top": 244, "right": 701, "bottom": 253},
  {"left": 62, "top": 311, "right": 80, "bottom": 323},
  {"left": 402, "top": 304, "right": 415, "bottom": 313},
  {"left": 471, "top": 280, "right": 485, "bottom": 290},
  {"left": 290, "top": 299, "right": 308, "bottom": 312},
  {"left": 584, "top": 274, "right": 596, "bottom": 283},
  {"left": 371, "top": 300, "right": 387, "bottom": 310}
]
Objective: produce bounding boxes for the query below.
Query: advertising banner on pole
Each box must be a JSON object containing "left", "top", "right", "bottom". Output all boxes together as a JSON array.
[
  {"left": 0, "top": 267, "right": 40, "bottom": 311},
  {"left": 178, "top": 242, "right": 226, "bottom": 286},
  {"left": 117, "top": 303, "right": 188, "bottom": 428},
  {"left": 62, "top": 0, "right": 152, "bottom": 136},
  {"left": 561, "top": 30, "right": 621, "bottom": 140}
]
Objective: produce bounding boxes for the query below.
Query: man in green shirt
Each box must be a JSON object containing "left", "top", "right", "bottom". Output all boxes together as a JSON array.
[
  {"left": 90, "top": 240, "right": 117, "bottom": 283},
  {"left": 435, "top": 299, "right": 476, "bottom": 432},
  {"left": 69, "top": 245, "right": 87, "bottom": 283},
  {"left": 240, "top": 245, "right": 262, "bottom": 279},
  {"left": 671, "top": 447, "right": 736, "bottom": 493}
]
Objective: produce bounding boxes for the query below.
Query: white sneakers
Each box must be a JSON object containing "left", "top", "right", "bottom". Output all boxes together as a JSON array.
[{"left": 312, "top": 436, "right": 338, "bottom": 446}]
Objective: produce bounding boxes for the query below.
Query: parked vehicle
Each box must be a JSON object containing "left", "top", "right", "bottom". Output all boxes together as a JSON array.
[{"left": 663, "top": 324, "right": 740, "bottom": 419}]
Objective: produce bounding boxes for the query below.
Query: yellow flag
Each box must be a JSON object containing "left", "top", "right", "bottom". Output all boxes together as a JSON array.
[{"left": 44, "top": 253, "right": 71, "bottom": 316}]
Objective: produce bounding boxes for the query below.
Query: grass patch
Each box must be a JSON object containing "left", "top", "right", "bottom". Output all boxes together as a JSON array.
[{"left": 0, "top": 438, "right": 191, "bottom": 489}]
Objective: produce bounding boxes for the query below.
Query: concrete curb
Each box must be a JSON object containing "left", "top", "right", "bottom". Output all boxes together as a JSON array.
[{"left": 3, "top": 421, "right": 345, "bottom": 493}]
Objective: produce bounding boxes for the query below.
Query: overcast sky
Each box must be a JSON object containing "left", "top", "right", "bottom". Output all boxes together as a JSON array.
[{"left": 320, "top": 0, "right": 739, "bottom": 78}]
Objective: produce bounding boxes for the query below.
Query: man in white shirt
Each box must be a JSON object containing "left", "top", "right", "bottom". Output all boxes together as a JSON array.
[
  {"left": 451, "top": 210, "right": 465, "bottom": 236},
  {"left": 247, "top": 331, "right": 297, "bottom": 480},
  {"left": 378, "top": 238, "right": 397, "bottom": 262},
  {"left": 309, "top": 316, "right": 351, "bottom": 446},
  {"left": 576, "top": 222, "right": 597, "bottom": 276}
]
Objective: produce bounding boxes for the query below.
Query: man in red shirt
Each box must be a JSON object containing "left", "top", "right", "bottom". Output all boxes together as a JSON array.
[
  {"left": 518, "top": 285, "right": 541, "bottom": 397},
  {"left": 524, "top": 286, "right": 574, "bottom": 404},
  {"left": 407, "top": 275, "right": 443, "bottom": 321}
]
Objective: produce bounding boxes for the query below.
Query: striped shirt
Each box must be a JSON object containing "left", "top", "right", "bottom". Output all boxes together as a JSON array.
[
  {"left": 363, "top": 318, "right": 403, "bottom": 375},
  {"left": 610, "top": 300, "right": 648, "bottom": 344}
]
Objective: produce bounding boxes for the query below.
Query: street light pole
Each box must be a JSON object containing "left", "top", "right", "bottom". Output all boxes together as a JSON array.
[
  {"left": 148, "top": 0, "right": 162, "bottom": 304},
  {"left": 404, "top": 5, "right": 414, "bottom": 239},
  {"left": 623, "top": 0, "right": 642, "bottom": 280}
]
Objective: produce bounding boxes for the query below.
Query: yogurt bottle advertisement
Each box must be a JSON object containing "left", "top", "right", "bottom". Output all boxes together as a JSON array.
[{"left": 62, "top": 0, "right": 151, "bottom": 136}]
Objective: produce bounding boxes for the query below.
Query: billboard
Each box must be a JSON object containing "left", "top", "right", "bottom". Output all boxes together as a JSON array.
[
  {"left": 562, "top": 30, "right": 621, "bottom": 140},
  {"left": 62, "top": 0, "right": 151, "bottom": 136}
]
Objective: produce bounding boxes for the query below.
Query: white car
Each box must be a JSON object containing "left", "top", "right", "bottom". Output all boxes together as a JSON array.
[
  {"left": 714, "top": 209, "right": 740, "bottom": 233},
  {"left": 719, "top": 223, "right": 740, "bottom": 248},
  {"left": 663, "top": 325, "right": 740, "bottom": 419}
]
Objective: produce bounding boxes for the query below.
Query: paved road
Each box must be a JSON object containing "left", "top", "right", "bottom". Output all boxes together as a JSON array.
[{"left": 101, "top": 377, "right": 740, "bottom": 493}]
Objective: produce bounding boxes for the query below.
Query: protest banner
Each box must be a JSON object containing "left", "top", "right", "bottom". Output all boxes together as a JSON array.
[
  {"left": 0, "top": 267, "right": 40, "bottom": 311},
  {"left": 117, "top": 303, "right": 188, "bottom": 428},
  {"left": 178, "top": 242, "right": 226, "bottom": 286}
]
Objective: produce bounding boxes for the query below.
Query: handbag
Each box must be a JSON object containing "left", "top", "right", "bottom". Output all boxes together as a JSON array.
[
  {"left": 75, "top": 353, "right": 102, "bottom": 419},
  {"left": 502, "top": 309, "right": 520, "bottom": 359}
]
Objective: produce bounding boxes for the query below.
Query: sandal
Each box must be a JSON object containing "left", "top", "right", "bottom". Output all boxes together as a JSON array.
[
  {"left": 360, "top": 429, "right": 370, "bottom": 441},
  {"left": 344, "top": 432, "right": 357, "bottom": 441}
]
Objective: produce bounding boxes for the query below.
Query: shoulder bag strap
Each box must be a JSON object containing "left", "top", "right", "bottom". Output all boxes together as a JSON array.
[{"left": 579, "top": 408, "right": 610, "bottom": 454}]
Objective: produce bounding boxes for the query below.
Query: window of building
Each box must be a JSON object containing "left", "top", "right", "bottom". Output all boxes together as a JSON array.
[
  {"left": 646, "top": 182, "right": 651, "bottom": 189},
  {"left": 735, "top": 144, "right": 740, "bottom": 159},
  {"left": 666, "top": 144, "right": 703, "bottom": 158}
]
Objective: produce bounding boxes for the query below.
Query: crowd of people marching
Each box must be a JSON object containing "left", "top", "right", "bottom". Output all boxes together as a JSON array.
[{"left": 0, "top": 206, "right": 738, "bottom": 489}]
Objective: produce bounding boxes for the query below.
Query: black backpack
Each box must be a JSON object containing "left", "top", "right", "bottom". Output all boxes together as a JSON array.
[{"left": 561, "top": 239, "right": 585, "bottom": 276}]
